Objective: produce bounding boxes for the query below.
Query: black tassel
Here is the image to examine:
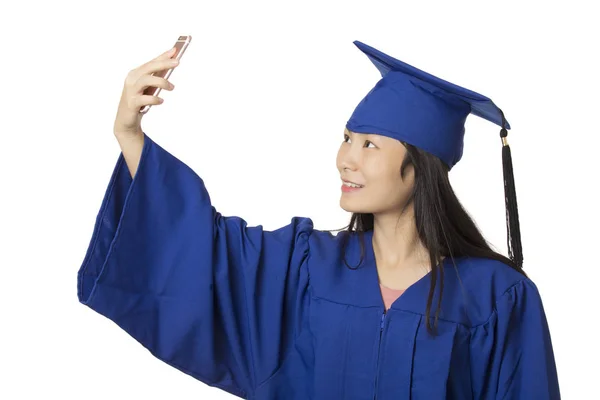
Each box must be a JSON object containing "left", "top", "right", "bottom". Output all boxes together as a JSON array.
[{"left": 499, "top": 109, "right": 523, "bottom": 269}]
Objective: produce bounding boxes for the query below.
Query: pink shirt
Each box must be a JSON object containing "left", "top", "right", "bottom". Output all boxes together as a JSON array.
[{"left": 380, "top": 283, "right": 405, "bottom": 310}]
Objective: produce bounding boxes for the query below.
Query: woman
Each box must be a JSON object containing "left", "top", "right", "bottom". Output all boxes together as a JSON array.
[{"left": 78, "top": 41, "right": 560, "bottom": 399}]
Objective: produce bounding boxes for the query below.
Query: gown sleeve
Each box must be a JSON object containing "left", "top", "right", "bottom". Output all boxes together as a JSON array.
[
  {"left": 470, "top": 279, "right": 561, "bottom": 399},
  {"left": 77, "top": 133, "right": 313, "bottom": 398}
]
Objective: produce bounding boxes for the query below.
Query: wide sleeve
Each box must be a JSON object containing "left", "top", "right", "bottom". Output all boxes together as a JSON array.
[
  {"left": 469, "top": 279, "right": 561, "bottom": 399},
  {"left": 77, "top": 133, "right": 313, "bottom": 399}
]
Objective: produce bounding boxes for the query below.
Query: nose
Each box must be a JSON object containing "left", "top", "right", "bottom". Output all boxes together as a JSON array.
[
  {"left": 340, "top": 159, "right": 357, "bottom": 172},
  {"left": 338, "top": 144, "right": 360, "bottom": 173}
]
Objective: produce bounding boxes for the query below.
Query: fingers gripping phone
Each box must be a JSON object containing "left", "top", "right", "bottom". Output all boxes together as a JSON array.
[{"left": 140, "top": 35, "right": 191, "bottom": 114}]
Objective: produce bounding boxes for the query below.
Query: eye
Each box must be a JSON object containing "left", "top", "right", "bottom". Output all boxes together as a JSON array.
[{"left": 343, "top": 134, "right": 377, "bottom": 148}]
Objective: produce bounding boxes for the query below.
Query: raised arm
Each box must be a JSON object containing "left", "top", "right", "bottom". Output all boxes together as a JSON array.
[
  {"left": 112, "top": 46, "right": 179, "bottom": 178},
  {"left": 79, "top": 48, "right": 313, "bottom": 399},
  {"left": 78, "top": 133, "right": 313, "bottom": 398}
]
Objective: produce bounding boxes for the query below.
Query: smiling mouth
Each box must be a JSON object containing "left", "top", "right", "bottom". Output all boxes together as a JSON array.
[
  {"left": 342, "top": 181, "right": 364, "bottom": 188},
  {"left": 341, "top": 181, "right": 364, "bottom": 193}
]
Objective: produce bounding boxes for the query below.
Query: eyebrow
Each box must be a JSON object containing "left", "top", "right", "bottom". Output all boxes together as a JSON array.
[{"left": 345, "top": 129, "right": 373, "bottom": 138}]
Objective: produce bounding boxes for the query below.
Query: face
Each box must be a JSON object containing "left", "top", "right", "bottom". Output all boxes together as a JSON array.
[{"left": 336, "top": 128, "right": 415, "bottom": 215}]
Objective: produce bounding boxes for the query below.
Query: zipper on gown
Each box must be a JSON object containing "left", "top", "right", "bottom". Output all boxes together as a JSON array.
[{"left": 373, "top": 311, "right": 386, "bottom": 399}]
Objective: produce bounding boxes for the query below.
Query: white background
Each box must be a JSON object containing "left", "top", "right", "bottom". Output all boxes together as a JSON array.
[{"left": 1, "top": 0, "right": 598, "bottom": 398}]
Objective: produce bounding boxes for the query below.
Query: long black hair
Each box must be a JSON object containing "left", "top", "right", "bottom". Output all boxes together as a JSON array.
[{"left": 338, "top": 140, "right": 527, "bottom": 335}]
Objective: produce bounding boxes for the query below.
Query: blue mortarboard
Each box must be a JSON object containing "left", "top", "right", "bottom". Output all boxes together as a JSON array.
[{"left": 346, "top": 40, "right": 523, "bottom": 269}]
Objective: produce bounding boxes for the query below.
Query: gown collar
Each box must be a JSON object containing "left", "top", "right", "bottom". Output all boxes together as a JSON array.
[{"left": 356, "top": 229, "right": 456, "bottom": 313}]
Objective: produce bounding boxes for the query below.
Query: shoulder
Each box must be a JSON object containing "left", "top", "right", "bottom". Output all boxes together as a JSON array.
[
  {"left": 304, "top": 229, "right": 367, "bottom": 283},
  {"left": 450, "top": 256, "right": 528, "bottom": 295},
  {"left": 307, "top": 229, "right": 367, "bottom": 263},
  {"left": 268, "top": 216, "right": 314, "bottom": 240},
  {"left": 445, "top": 256, "right": 536, "bottom": 326}
]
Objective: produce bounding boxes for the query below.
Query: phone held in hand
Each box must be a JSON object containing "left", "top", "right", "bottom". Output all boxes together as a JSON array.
[{"left": 140, "top": 35, "right": 192, "bottom": 114}]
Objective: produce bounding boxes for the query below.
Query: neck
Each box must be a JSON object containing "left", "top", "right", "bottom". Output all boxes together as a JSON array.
[{"left": 371, "top": 204, "right": 430, "bottom": 271}]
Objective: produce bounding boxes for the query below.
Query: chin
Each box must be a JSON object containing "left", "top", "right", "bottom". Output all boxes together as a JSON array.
[{"left": 339, "top": 196, "right": 371, "bottom": 214}]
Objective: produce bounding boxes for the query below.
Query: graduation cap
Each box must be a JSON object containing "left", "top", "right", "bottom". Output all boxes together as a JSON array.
[{"left": 346, "top": 40, "right": 523, "bottom": 269}]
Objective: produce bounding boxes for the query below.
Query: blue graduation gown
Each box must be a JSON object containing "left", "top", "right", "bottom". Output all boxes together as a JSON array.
[{"left": 77, "top": 133, "right": 560, "bottom": 399}]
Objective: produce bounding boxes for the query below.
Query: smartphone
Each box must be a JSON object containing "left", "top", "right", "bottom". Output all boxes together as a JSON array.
[{"left": 140, "top": 35, "right": 192, "bottom": 114}]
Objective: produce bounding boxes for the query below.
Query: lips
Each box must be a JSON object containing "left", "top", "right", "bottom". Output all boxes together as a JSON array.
[
  {"left": 341, "top": 184, "right": 362, "bottom": 193},
  {"left": 341, "top": 179, "right": 364, "bottom": 194},
  {"left": 342, "top": 180, "right": 364, "bottom": 188}
]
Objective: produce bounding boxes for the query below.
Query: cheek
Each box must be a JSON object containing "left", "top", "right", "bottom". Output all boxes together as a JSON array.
[
  {"left": 365, "top": 159, "right": 395, "bottom": 187},
  {"left": 376, "top": 171, "right": 403, "bottom": 195},
  {"left": 388, "top": 169, "right": 414, "bottom": 203},
  {"left": 367, "top": 164, "right": 411, "bottom": 201}
]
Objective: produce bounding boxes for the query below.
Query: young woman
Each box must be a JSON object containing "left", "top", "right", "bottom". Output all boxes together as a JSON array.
[{"left": 78, "top": 41, "right": 560, "bottom": 399}]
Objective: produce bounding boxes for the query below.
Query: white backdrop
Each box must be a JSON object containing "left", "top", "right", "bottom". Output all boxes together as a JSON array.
[{"left": 1, "top": 0, "right": 598, "bottom": 398}]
